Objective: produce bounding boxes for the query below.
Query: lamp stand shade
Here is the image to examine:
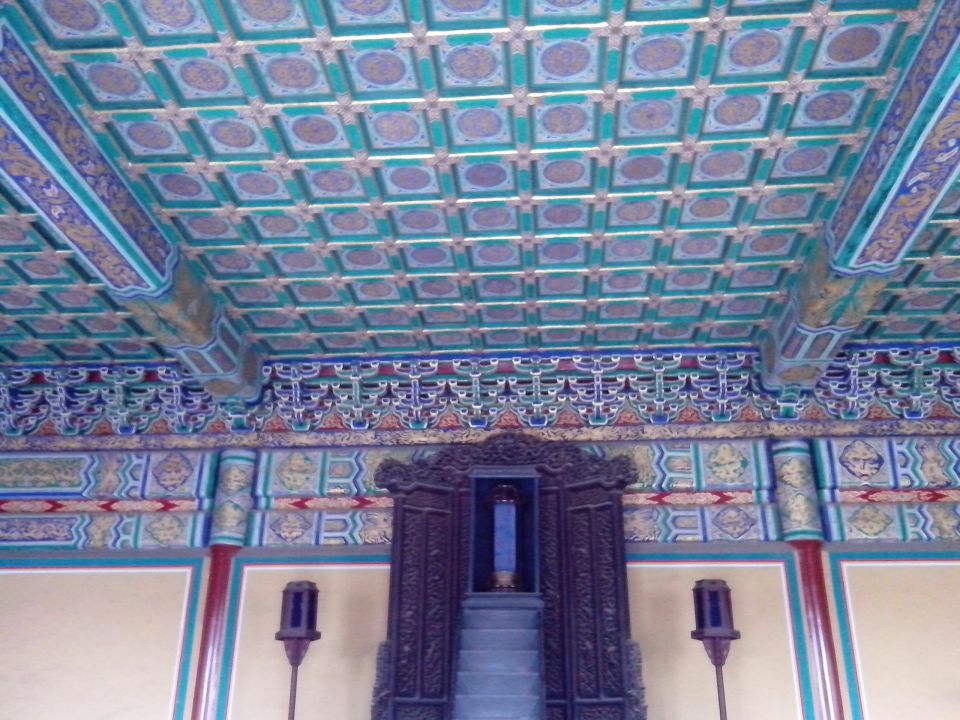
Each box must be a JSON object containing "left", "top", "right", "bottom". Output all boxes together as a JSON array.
[{"left": 276, "top": 581, "right": 321, "bottom": 720}]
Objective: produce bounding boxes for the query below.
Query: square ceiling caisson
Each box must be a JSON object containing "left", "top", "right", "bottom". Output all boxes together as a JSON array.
[{"left": 0, "top": 0, "right": 955, "bottom": 365}]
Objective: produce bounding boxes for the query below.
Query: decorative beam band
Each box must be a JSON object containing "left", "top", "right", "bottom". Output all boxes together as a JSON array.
[
  {"left": 1, "top": 347, "right": 960, "bottom": 443},
  {"left": 831, "top": 0, "right": 960, "bottom": 270},
  {"left": 851, "top": 72, "right": 960, "bottom": 271},
  {"left": 0, "top": 21, "right": 173, "bottom": 295},
  {"left": 0, "top": 115, "right": 149, "bottom": 291},
  {"left": 0, "top": 20, "right": 260, "bottom": 400}
]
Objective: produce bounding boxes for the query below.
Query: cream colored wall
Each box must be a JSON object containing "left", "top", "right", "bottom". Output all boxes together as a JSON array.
[
  {"left": 836, "top": 559, "right": 960, "bottom": 720},
  {"left": 8, "top": 552, "right": 959, "bottom": 720},
  {"left": 226, "top": 563, "right": 390, "bottom": 720},
  {"left": 0, "top": 564, "right": 200, "bottom": 720},
  {"left": 627, "top": 560, "right": 803, "bottom": 720}
]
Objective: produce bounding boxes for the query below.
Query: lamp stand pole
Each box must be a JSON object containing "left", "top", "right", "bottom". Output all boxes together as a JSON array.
[
  {"left": 701, "top": 636, "right": 732, "bottom": 720},
  {"left": 281, "top": 637, "right": 313, "bottom": 720},
  {"left": 691, "top": 581, "right": 740, "bottom": 720},
  {"left": 275, "top": 582, "right": 321, "bottom": 720},
  {"left": 287, "top": 664, "right": 299, "bottom": 720},
  {"left": 715, "top": 664, "right": 728, "bottom": 720}
]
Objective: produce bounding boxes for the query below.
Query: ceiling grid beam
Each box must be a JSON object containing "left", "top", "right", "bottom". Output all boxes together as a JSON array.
[
  {"left": 0, "top": 20, "right": 260, "bottom": 398},
  {"left": 761, "top": 0, "right": 960, "bottom": 388},
  {"left": 0, "top": 0, "right": 955, "bottom": 365}
]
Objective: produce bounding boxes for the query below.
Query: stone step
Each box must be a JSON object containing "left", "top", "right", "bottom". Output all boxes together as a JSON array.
[
  {"left": 452, "top": 694, "right": 541, "bottom": 719},
  {"left": 454, "top": 596, "right": 545, "bottom": 720},
  {"left": 458, "top": 649, "right": 540, "bottom": 673},
  {"left": 462, "top": 593, "right": 544, "bottom": 611},
  {"left": 463, "top": 608, "right": 540, "bottom": 630},
  {"left": 460, "top": 628, "right": 539, "bottom": 651},
  {"left": 455, "top": 671, "right": 540, "bottom": 696}
]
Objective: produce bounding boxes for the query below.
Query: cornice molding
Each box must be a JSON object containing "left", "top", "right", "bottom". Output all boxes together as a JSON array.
[{"left": 2, "top": 346, "right": 960, "bottom": 447}]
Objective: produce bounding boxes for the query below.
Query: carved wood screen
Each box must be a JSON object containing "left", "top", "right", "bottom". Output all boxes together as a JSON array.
[{"left": 372, "top": 433, "right": 643, "bottom": 720}]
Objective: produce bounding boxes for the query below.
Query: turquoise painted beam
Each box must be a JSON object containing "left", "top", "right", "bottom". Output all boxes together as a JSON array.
[
  {"left": 0, "top": 21, "right": 260, "bottom": 399},
  {"left": 831, "top": 2, "right": 960, "bottom": 274},
  {"left": 761, "top": 0, "right": 960, "bottom": 389},
  {"left": 0, "top": 27, "right": 172, "bottom": 295}
]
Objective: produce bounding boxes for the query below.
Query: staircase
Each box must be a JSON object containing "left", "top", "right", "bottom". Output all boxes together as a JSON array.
[{"left": 452, "top": 594, "right": 545, "bottom": 720}]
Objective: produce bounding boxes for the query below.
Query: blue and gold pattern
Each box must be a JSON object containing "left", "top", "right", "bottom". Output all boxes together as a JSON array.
[
  {"left": 0, "top": 26, "right": 174, "bottom": 292},
  {"left": 7, "top": 430, "right": 960, "bottom": 548},
  {"left": 831, "top": 1, "right": 960, "bottom": 270},
  {"left": 0, "top": 0, "right": 946, "bottom": 368},
  {"left": 210, "top": 449, "right": 256, "bottom": 545}
]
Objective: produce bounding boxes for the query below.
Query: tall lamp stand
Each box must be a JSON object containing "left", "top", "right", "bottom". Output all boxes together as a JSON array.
[
  {"left": 691, "top": 579, "right": 741, "bottom": 720},
  {"left": 276, "top": 581, "right": 321, "bottom": 720}
]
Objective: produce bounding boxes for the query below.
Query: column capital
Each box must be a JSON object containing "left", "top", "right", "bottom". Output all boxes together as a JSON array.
[{"left": 771, "top": 439, "right": 824, "bottom": 542}]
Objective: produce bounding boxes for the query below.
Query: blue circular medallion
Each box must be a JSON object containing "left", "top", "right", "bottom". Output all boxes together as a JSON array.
[
  {"left": 141, "top": 0, "right": 196, "bottom": 29},
  {"left": 540, "top": 41, "right": 591, "bottom": 77},
  {"left": 88, "top": 63, "right": 142, "bottom": 96},
  {"left": 179, "top": 60, "right": 229, "bottom": 93},
  {"left": 127, "top": 121, "right": 175, "bottom": 150},
  {"left": 446, "top": 46, "right": 498, "bottom": 82},
  {"left": 356, "top": 51, "right": 406, "bottom": 86},
  {"left": 541, "top": 105, "right": 588, "bottom": 135},
  {"left": 43, "top": 0, "right": 100, "bottom": 31},
  {"left": 292, "top": 116, "right": 338, "bottom": 145},
  {"left": 464, "top": 163, "right": 508, "bottom": 188},
  {"left": 456, "top": 108, "right": 504, "bottom": 139},
  {"left": 267, "top": 57, "right": 319, "bottom": 91},
  {"left": 238, "top": 0, "right": 294, "bottom": 21}
]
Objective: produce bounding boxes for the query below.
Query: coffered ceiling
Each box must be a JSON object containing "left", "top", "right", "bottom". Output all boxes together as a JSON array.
[{"left": 0, "top": 0, "right": 956, "bottom": 366}]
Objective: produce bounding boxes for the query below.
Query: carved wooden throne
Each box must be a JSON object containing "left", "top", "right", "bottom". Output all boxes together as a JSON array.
[{"left": 371, "top": 433, "right": 645, "bottom": 720}]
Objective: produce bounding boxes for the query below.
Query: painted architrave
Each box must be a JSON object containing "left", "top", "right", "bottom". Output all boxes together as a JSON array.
[
  {"left": 0, "top": 448, "right": 217, "bottom": 550},
  {"left": 813, "top": 436, "right": 960, "bottom": 543},
  {"left": 813, "top": 436, "right": 960, "bottom": 496},
  {"left": 13, "top": 415, "right": 960, "bottom": 453}
]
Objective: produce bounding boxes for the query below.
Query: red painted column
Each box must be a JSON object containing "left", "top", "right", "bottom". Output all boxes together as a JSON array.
[
  {"left": 790, "top": 539, "right": 845, "bottom": 720},
  {"left": 192, "top": 449, "right": 256, "bottom": 719},
  {"left": 771, "top": 440, "right": 844, "bottom": 720},
  {"left": 191, "top": 544, "right": 240, "bottom": 720}
]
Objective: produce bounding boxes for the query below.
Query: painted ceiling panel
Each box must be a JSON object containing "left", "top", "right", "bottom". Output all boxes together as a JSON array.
[
  {"left": 0, "top": 179, "right": 167, "bottom": 363},
  {"left": 0, "top": 0, "right": 950, "bottom": 364}
]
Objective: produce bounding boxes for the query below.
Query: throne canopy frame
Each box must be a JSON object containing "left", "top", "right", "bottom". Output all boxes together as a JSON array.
[{"left": 372, "top": 433, "right": 645, "bottom": 720}]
